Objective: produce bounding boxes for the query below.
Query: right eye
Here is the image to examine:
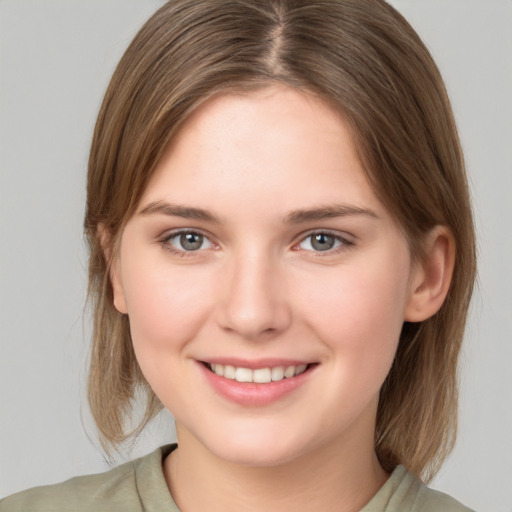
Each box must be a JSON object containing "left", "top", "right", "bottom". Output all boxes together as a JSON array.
[{"left": 163, "top": 230, "right": 215, "bottom": 253}]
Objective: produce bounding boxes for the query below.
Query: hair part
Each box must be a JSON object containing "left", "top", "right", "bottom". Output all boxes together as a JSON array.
[{"left": 84, "top": 0, "right": 476, "bottom": 481}]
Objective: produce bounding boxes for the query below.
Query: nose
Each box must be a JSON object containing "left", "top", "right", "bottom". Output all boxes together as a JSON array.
[{"left": 217, "top": 250, "right": 292, "bottom": 340}]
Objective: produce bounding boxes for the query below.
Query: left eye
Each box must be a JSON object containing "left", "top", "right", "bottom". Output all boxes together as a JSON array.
[
  {"left": 298, "top": 233, "right": 345, "bottom": 252},
  {"left": 166, "top": 231, "right": 214, "bottom": 251}
]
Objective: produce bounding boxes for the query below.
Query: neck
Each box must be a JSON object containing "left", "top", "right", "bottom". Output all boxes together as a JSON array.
[{"left": 163, "top": 424, "right": 388, "bottom": 512}]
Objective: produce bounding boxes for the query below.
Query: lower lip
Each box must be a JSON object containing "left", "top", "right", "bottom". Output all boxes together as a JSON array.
[{"left": 199, "top": 363, "right": 315, "bottom": 406}]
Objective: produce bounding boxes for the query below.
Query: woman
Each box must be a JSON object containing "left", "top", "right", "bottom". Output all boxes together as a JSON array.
[{"left": 1, "top": 0, "right": 477, "bottom": 510}]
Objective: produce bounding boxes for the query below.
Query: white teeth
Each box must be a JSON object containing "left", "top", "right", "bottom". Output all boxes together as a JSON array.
[
  {"left": 271, "top": 366, "right": 284, "bottom": 381},
  {"left": 224, "top": 365, "right": 236, "bottom": 379},
  {"left": 284, "top": 366, "right": 296, "bottom": 378},
  {"left": 235, "top": 367, "right": 253, "bottom": 382},
  {"left": 253, "top": 368, "right": 272, "bottom": 383},
  {"left": 209, "top": 363, "right": 309, "bottom": 383},
  {"left": 296, "top": 364, "right": 307, "bottom": 375},
  {"left": 211, "top": 363, "right": 224, "bottom": 376}
]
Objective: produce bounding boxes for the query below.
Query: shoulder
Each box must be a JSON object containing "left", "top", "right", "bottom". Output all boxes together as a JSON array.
[
  {"left": 0, "top": 459, "right": 138, "bottom": 512},
  {"left": 0, "top": 445, "right": 176, "bottom": 512},
  {"left": 363, "top": 466, "right": 475, "bottom": 512},
  {"left": 412, "top": 484, "right": 475, "bottom": 512}
]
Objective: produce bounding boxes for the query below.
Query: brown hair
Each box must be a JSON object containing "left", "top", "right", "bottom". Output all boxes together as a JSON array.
[{"left": 84, "top": 0, "right": 476, "bottom": 481}]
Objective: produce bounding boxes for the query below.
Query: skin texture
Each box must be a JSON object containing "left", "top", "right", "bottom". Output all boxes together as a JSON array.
[{"left": 110, "top": 85, "right": 454, "bottom": 512}]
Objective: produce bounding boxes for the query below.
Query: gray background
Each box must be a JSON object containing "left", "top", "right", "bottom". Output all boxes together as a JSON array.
[{"left": 1, "top": 1, "right": 511, "bottom": 510}]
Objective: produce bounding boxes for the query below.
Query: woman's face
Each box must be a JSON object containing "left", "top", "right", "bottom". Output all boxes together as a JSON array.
[{"left": 112, "top": 85, "right": 421, "bottom": 467}]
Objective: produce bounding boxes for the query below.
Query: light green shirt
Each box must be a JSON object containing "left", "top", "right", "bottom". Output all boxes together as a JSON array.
[{"left": 0, "top": 445, "right": 474, "bottom": 511}]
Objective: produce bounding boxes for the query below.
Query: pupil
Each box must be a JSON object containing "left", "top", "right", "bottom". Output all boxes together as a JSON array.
[
  {"left": 180, "top": 232, "right": 203, "bottom": 250},
  {"left": 311, "top": 233, "right": 334, "bottom": 251}
]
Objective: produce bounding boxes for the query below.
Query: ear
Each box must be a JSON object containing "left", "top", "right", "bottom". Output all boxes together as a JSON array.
[
  {"left": 98, "top": 223, "right": 128, "bottom": 315},
  {"left": 404, "top": 226, "right": 455, "bottom": 322}
]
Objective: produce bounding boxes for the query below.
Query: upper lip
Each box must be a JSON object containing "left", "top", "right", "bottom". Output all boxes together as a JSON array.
[{"left": 199, "top": 358, "right": 316, "bottom": 369}]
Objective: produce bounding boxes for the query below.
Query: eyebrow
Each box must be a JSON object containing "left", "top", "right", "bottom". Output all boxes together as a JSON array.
[
  {"left": 138, "top": 201, "right": 379, "bottom": 225},
  {"left": 138, "top": 201, "right": 222, "bottom": 224},
  {"left": 283, "top": 204, "right": 379, "bottom": 224}
]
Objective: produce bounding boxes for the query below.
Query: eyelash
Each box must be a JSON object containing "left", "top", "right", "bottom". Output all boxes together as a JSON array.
[
  {"left": 294, "top": 230, "right": 354, "bottom": 256},
  {"left": 159, "top": 229, "right": 354, "bottom": 257},
  {"left": 160, "top": 229, "right": 216, "bottom": 257}
]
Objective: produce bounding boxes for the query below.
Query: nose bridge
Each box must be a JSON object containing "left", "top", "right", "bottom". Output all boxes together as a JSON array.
[{"left": 219, "top": 244, "right": 291, "bottom": 339}]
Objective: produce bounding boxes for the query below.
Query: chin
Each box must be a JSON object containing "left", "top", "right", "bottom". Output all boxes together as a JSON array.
[
  {"left": 215, "top": 444, "right": 299, "bottom": 468},
  {"left": 197, "top": 425, "right": 313, "bottom": 468}
]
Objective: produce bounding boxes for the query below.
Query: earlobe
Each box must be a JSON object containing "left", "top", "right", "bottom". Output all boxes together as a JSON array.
[
  {"left": 404, "top": 226, "right": 455, "bottom": 322},
  {"left": 111, "top": 260, "right": 128, "bottom": 315},
  {"left": 98, "top": 224, "right": 128, "bottom": 315}
]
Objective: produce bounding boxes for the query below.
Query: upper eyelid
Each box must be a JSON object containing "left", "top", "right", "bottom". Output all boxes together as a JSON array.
[
  {"left": 158, "top": 227, "right": 355, "bottom": 249},
  {"left": 160, "top": 227, "right": 215, "bottom": 242},
  {"left": 292, "top": 231, "right": 355, "bottom": 256},
  {"left": 159, "top": 234, "right": 220, "bottom": 264},
  {"left": 295, "top": 229, "right": 355, "bottom": 244},
  {"left": 159, "top": 229, "right": 218, "bottom": 255}
]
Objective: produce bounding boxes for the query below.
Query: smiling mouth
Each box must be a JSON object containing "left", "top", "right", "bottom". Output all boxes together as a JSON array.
[{"left": 204, "top": 362, "right": 316, "bottom": 383}]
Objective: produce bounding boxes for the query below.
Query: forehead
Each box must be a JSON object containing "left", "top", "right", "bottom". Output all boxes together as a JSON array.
[
  {"left": 138, "top": 85, "right": 384, "bottom": 219},
  {"left": 168, "top": 85, "right": 353, "bottom": 160}
]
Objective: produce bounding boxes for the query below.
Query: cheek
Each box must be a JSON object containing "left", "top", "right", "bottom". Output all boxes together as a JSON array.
[
  {"left": 120, "top": 259, "right": 219, "bottom": 408},
  {"left": 295, "top": 256, "right": 410, "bottom": 374},
  {"left": 121, "top": 257, "right": 214, "bottom": 354}
]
